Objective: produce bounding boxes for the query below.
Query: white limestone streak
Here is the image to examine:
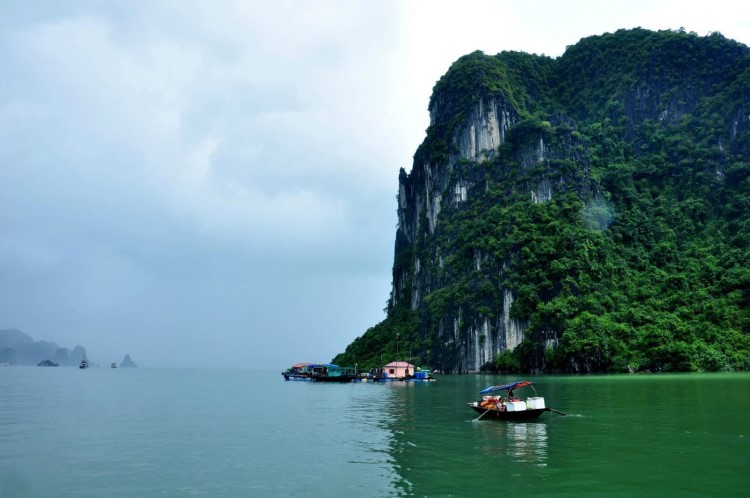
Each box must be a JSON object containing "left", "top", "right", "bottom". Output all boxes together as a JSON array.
[
  {"left": 503, "top": 289, "right": 525, "bottom": 351},
  {"left": 455, "top": 98, "right": 513, "bottom": 162}
]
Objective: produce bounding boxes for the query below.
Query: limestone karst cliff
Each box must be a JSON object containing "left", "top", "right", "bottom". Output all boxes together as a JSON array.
[
  {"left": 0, "top": 329, "right": 87, "bottom": 366},
  {"left": 335, "top": 28, "right": 750, "bottom": 373}
]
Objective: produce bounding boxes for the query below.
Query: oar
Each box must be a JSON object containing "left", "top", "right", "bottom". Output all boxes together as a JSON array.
[
  {"left": 474, "top": 400, "right": 500, "bottom": 421},
  {"left": 547, "top": 407, "right": 567, "bottom": 416}
]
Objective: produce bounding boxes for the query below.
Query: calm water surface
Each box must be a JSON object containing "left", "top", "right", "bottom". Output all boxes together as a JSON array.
[{"left": 1, "top": 368, "right": 748, "bottom": 497}]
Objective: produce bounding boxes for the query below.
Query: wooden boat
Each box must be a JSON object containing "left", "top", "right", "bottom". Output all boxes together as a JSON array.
[
  {"left": 310, "top": 364, "right": 357, "bottom": 383},
  {"left": 281, "top": 363, "right": 357, "bottom": 382},
  {"left": 467, "top": 381, "right": 564, "bottom": 420},
  {"left": 79, "top": 356, "right": 90, "bottom": 369},
  {"left": 282, "top": 362, "right": 313, "bottom": 381}
]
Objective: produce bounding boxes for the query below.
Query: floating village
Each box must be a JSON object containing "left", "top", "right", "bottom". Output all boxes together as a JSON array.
[{"left": 281, "top": 361, "right": 436, "bottom": 383}]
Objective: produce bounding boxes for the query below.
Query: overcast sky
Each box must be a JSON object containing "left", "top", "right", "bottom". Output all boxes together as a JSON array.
[{"left": 1, "top": 1, "right": 748, "bottom": 368}]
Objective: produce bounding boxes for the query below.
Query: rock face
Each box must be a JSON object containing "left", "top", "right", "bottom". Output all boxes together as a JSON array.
[
  {"left": 452, "top": 97, "right": 515, "bottom": 162},
  {"left": 383, "top": 29, "right": 750, "bottom": 373},
  {"left": 120, "top": 354, "right": 137, "bottom": 368},
  {"left": 391, "top": 53, "right": 573, "bottom": 372},
  {"left": 395, "top": 117, "right": 546, "bottom": 370}
]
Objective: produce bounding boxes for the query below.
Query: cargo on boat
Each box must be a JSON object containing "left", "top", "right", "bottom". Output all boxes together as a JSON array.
[{"left": 467, "top": 381, "right": 565, "bottom": 420}]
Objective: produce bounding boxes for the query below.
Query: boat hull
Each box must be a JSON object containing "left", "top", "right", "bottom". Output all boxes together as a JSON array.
[
  {"left": 312, "top": 375, "right": 357, "bottom": 383},
  {"left": 468, "top": 403, "right": 549, "bottom": 420},
  {"left": 283, "top": 373, "right": 312, "bottom": 381}
]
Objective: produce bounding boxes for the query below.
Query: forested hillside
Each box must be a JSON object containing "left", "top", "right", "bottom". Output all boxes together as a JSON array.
[{"left": 334, "top": 28, "right": 750, "bottom": 373}]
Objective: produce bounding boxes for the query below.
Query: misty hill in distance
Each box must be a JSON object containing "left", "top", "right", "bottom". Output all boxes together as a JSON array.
[
  {"left": 0, "top": 328, "right": 86, "bottom": 366},
  {"left": 120, "top": 354, "right": 137, "bottom": 368},
  {"left": 0, "top": 328, "right": 137, "bottom": 367}
]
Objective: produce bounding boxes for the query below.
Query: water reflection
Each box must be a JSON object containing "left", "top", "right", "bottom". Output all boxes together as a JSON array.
[
  {"left": 506, "top": 422, "right": 548, "bottom": 466},
  {"left": 475, "top": 420, "right": 548, "bottom": 467}
]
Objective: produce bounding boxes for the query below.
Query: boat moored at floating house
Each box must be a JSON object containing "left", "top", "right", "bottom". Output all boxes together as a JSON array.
[
  {"left": 282, "top": 363, "right": 313, "bottom": 381},
  {"left": 310, "top": 364, "right": 357, "bottom": 382},
  {"left": 282, "top": 363, "right": 358, "bottom": 382},
  {"left": 408, "top": 368, "right": 436, "bottom": 382}
]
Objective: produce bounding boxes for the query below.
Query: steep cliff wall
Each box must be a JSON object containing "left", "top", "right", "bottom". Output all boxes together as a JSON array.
[
  {"left": 393, "top": 93, "right": 525, "bottom": 371},
  {"left": 336, "top": 28, "right": 750, "bottom": 374}
]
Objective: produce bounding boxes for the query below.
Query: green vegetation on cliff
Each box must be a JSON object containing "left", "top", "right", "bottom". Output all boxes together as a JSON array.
[{"left": 334, "top": 28, "right": 750, "bottom": 373}]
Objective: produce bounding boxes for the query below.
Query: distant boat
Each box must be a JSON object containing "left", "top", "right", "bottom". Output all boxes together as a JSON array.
[
  {"left": 79, "top": 356, "right": 90, "bottom": 369},
  {"left": 111, "top": 362, "right": 117, "bottom": 369}
]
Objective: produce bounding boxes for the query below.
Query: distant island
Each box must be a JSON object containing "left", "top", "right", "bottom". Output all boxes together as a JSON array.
[
  {"left": 120, "top": 354, "right": 137, "bottom": 368},
  {"left": 0, "top": 328, "right": 138, "bottom": 368},
  {"left": 0, "top": 328, "right": 87, "bottom": 367}
]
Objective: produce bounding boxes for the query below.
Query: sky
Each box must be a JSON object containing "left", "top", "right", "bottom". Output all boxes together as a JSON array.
[{"left": 1, "top": 1, "right": 748, "bottom": 368}]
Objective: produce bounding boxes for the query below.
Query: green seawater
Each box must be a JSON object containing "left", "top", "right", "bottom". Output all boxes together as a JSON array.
[{"left": 0, "top": 368, "right": 748, "bottom": 497}]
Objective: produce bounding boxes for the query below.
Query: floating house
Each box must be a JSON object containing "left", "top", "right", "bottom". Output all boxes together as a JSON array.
[{"left": 383, "top": 361, "right": 415, "bottom": 379}]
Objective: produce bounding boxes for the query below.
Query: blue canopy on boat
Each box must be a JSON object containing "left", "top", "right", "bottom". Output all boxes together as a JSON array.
[{"left": 480, "top": 380, "right": 533, "bottom": 394}]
